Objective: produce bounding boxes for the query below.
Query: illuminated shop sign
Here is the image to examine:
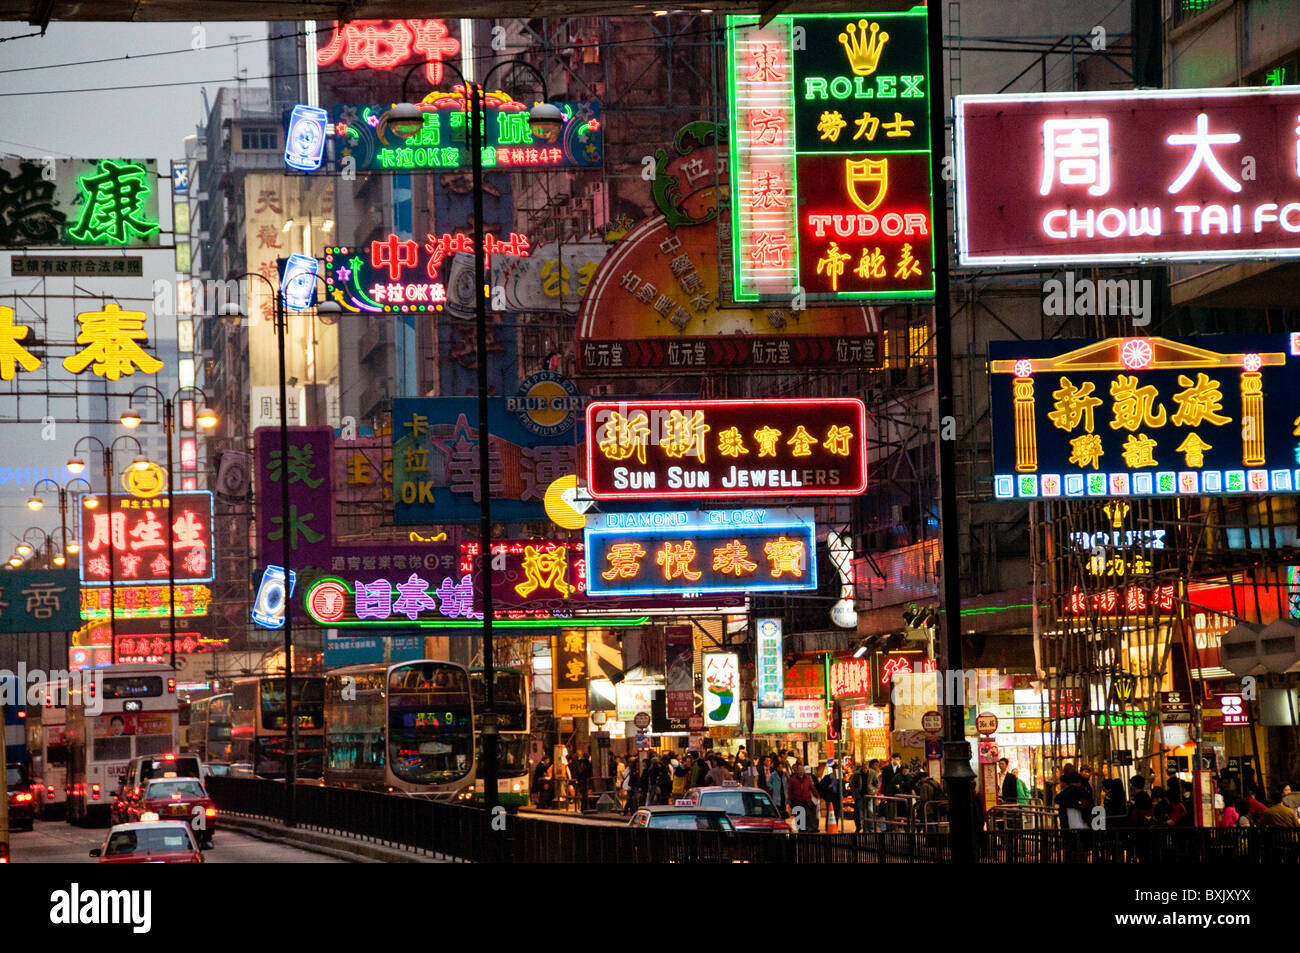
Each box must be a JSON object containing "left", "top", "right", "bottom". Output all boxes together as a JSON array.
[
  {"left": 726, "top": 10, "right": 934, "bottom": 302},
  {"left": 316, "top": 19, "right": 460, "bottom": 80},
  {"left": 80, "top": 584, "right": 211, "bottom": 620},
  {"left": 298, "top": 544, "right": 652, "bottom": 628},
  {"left": 754, "top": 698, "right": 825, "bottom": 733},
  {"left": 330, "top": 99, "right": 602, "bottom": 173},
  {"left": 990, "top": 336, "right": 1300, "bottom": 500},
  {"left": 703, "top": 652, "right": 741, "bottom": 726},
  {"left": 0, "top": 158, "right": 160, "bottom": 250},
  {"left": 585, "top": 398, "right": 866, "bottom": 500},
  {"left": 1064, "top": 584, "right": 1176, "bottom": 616},
  {"left": 956, "top": 86, "right": 1300, "bottom": 265},
  {"left": 829, "top": 658, "right": 872, "bottom": 698},
  {"left": 2, "top": 303, "right": 164, "bottom": 383},
  {"left": 1066, "top": 502, "right": 1168, "bottom": 579},
  {"left": 584, "top": 508, "right": 817, "bottom": 598},
  {"left": 756, "top": 618, "right": 785, "bottom": 709},
  {"left": 114, "top": 632, "right": 210, "bottom": 664},
  {"left": 324, "top": 232, "right": 531, "bottom": 313},
  {"left": 78, "top": 491, "right": 214, "bottom": 585},
  {"left": 0, "top": 569, "right": 80, "bottom": 634}
]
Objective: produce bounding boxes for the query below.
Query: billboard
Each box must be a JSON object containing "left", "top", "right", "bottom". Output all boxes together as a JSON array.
[
  {"left": 330, "top": 99, "right": 603, "bottom": 173},
  {"left": 585, "top": 397, "right": 866, "bottom": 500},
  {"left": 990, "top": 335, "right": 1300, "bottom": 500},
  {"left": 956, "top": 87, "right": 1300, "bottom": 265},
  {"left": 391, "top": 397, "right": 580, "bottom": 524},
  {"left": 254, "top": 427, "right": 336, "bottom": 568},
  {"left": 0, "top": 569, "right": 81, "bottom": 634},
  {"left": 0, "top": 158, "right": 160, "bottom": 249},
  {"left": 702, "top": 652, "right": 741, "bottom": 726},
  {"left": 755, "top": 618, "right": 785, "bottom": 709},
  {"left": 79, "top": 491, "right": 214, "bottom": 585},
  {"left": 575, "top": 121, "right": 880, "bottom": 374},
  {"left": 726, "top": 10, "right": 934, "bottom": 301},
  {"left": 584, "top": 508, "right": 818, "bottom": 598}
]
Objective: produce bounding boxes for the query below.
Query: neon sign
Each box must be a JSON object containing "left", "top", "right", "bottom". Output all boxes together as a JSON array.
[
  {"left": 585, "top": 398, "right": 866, "bottom": 500},
  {"left": 584, "top": 508, "right": 818, "bottom": 598},
  {"left": 316, "top": 19, "right": 460, "bottom": 83},
  {"left": 726, "top": 11, "right": 934, "bottom": 301},
  {"left": 325, "top": 233, "right": 531, "bottom": 313},
  {"left": 956, "top": 87, "right": 1300, "bottom": 265},
  {"left": 284, "top": 105, "right": 329, "bottom": 172},
  {"left": 756, "top": 618, "right": 784, "bottom": 709},
  {"left": 0, "top": 158, "right": 161, "bottom": 250},
  {"left": 78, "top": 491, "right": 214, "bottom": 585},
  {"left": 79, "top": 584, "right": 211, "bottom": 620},
  {"left": 991, "top": 336, "right": 1300, "bottom": 500},
  {"left": 330, "top": 99, "right": 602, "bottom": 173}
]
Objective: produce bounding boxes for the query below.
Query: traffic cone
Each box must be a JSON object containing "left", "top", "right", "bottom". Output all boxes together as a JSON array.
[{"left": 826, "top": 805, "right": 839, "bottom": 834}]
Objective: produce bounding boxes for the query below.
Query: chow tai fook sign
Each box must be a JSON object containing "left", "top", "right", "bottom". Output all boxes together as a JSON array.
[
  {"left": 956, "top": 86, "right": 1300, "bottom": 265},
  {"left": 78, "top": 491, "right": 214, "bottom": 585},
  {"left": 584, "top": 508, "right": 818, "bottom": 598},
  {"left": 990, "top": 335, "right": 1300, "bottom": 500},
  {"left": 726, "top": 9, "right": 934, "bottom": 302},
  {"left": 585, "top": 398, "right": 866, "bottom": 500}
]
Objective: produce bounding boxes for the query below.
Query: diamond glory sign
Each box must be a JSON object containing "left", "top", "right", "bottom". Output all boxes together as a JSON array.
[{"left": 584, "top": 398, "right": 866, "bottom": 500}]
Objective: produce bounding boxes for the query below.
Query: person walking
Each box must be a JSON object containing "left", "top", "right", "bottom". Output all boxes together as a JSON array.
[
  {"left": 705, "top": 756, "right": 731, "bottom": 787},
  {"left": 767, "top": 756, "right": 790, "bottom": 819},
  {"left": 788, "top": 761, "right": 819, "bottom": 832}
]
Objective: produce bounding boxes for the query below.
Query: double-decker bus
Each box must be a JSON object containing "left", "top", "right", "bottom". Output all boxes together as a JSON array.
[
  {"left": 324, "top": 660, "right": 474, "bottom": 799},
  {"left": 64, "top": 664, "right": 179, "bottom": 825},
  {"left": 26, "top": 679, "right": 68, "bottom": 818},
  {"left": 2, "top": 675, "right": 27, "bottom": 770},
  {"left": 230, "top": 677, "right": 324, "bottom": 779},
  {"left": 185, "top": 693, "right": 233, "bottom": 764},
  {"left": 470, "top": 667, "right": 530, "bottom": 809}
]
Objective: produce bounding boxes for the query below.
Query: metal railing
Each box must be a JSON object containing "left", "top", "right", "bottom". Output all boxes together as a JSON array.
[{"left": 206, "top": 778, "right": 1300, "bottom": 863}]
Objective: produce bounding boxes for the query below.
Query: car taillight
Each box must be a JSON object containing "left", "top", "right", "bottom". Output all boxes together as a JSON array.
[
  {"left": 167, "top": 678, "right": 176, "bottom": 693},
  {"left": 205, "top": 807, "right": 216, "bottom": 817},
  {"left": 164, "top": 753, "right": 176, "bottom": 761},
  {"left": 46, "top": 786, "right": 54, "bottom": 796},
  {"left": 91, "top": 784, "right": 101, "bottom": 798},
  {"left": 15, "top": 793, "right": 33, "bottom": 802}
]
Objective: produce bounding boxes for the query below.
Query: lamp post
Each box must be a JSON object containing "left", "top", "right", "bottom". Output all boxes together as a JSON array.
[
  {"left": 71, "top": 435, "right": 144, "bottom": 664},
  {"left": 120, "top": 386, "right": 218, "bottom": 671},
  {"left": 386, "top": 57, "right": 563, "bottom": 817},
  {"left": 28, "top": 477, "right": 94, "bottom": 664},
  {"left": 234, "top": 268, "right": 340, "bottom": 828}
]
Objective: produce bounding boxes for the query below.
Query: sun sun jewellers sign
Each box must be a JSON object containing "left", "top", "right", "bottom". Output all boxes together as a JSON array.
[{"left": 956, "top": 87, "right": 1300, "bottom": 265}]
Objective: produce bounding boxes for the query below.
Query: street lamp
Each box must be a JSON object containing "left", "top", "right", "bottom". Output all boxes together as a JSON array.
[
  {"left": 121, "top": 385, "right": 218, "bottom": 673},
  {"left": 31, "top": 474, "right": 93, "bottom": 572},
  {"left": 385, "top": 56, "right": 566, "bottom": 816},
  {"left": 232, "top": 268, "right": 340, "bottom": 829},
  {"left": 73, "top": 434, "right": 145, "bottom": 663}
]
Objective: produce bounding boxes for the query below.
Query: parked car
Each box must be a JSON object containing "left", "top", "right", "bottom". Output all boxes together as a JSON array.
[{"left": 91, "top": 821, "right": 206, "bottom": 863}]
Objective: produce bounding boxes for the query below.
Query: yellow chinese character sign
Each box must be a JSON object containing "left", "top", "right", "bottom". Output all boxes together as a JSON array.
[
  {"left": 990, "top": 336, "right": 1296, "bottom": 500},
  {"left": 585, "top": 508, "right": 817, "bottom": 597},
  {"left": 586, "top": 398, "right": 866, "bottom": 500}
]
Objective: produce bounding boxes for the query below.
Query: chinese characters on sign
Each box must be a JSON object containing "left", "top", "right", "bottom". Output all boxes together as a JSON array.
[
  {"left": 703, "top": 652, "right": 741, "bottom": 726},
  {"left": 254, "top": 427, "right": 336, "bottom": 567},
  {"left": 325, "top": 233, "right": 532, "bottom": 313},
  {"left": 392, "top": 397, "right": 581, "bottom": 524},
  {"left": 991, "top": 336, "right": 1300, "bottom": 500},
  {"left": 585, "top": 398, "right": 866, "bottom": 499},
  {"left": 78, "top": 492, "right": 213, "bottom": 585},
  {"left": 79, "top": 584, "right": 211, "bottom": 621},
  {"left": 0, "top": 158, "right": 160, "bottom": 249},
  {"left": 755, "top": 618, "right": 785, "bottom": 709},
  {"left": 957, "top": 87, "right": 1300, "bottom": 264},
  {"left": 1, "top": 304, "right": 164, "bottom": 383},
  {"left": 584, "top": 509, "right": 817, "bottom": 598},
  {"left": 330, "top": 99, "right": 602, "bottom": 173},
  {"left": 0, "top": 570, "right": 80, "bottom": 633},
  {"left": 727, "top": 11, "right": 934, "bottom": 301},
  {"left": 553, "top": 630, "right": 589, "bottom": 717}
]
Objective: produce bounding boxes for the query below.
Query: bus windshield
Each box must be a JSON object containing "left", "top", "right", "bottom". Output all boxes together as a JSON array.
[
  {"left": 470, "top": 669, "right": 527, "bottom": 732},
  {"left": 260, "top": 678, "right": 325, "bottom": 730},
  {"left": 479, "top": 735, "right": 530, "bottom": 779},
  {"left": 388, "top": 706, "right": 472, "bottom": 785}
]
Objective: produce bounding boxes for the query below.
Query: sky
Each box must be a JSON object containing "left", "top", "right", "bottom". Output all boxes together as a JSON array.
[{"left": 0, "top": 21, "right": 270, "bottom": 557}]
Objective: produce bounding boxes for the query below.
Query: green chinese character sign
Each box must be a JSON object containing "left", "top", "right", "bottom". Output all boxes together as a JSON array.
[
  {"left": 0, "top": 158, "right": 161, "bottom": 249},
  {"left": 0, "top": 569, "right": 81, "bottom": 634}
]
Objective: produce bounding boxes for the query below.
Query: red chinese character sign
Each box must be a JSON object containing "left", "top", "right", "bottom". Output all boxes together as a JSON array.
[
  {"left": 585, "top": 398, "right": 866, "bottom": 500},
  {"left": 78, "top": 491, "right": 213, "bottom": 585},
  {"left": 957, "top": 87, "right": 1300, "bottom": 265},
  {"left": 254, "top": 427, "right": 335, "bottom": 568},
  {"left": 726, "top": 11, "right": 935, "bottom": 302},
  {"left": 316, "top": 19, "right": 460, "bottom": 83}
]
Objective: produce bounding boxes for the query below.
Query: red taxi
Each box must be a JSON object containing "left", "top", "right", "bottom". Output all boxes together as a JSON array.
[
  {"left": 681, "top": 783, "right": 791, "bottom": 833},
  {"left": 128, "top": 778, "right": 217, "bottom": 846},
  {"left": 91, "top": 821, "right": 205, "bottom": 863}
]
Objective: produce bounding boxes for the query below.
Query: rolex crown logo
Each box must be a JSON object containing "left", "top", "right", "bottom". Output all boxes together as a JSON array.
[{"left": 838, "top": 19, "right": 889, "bottom": 76}]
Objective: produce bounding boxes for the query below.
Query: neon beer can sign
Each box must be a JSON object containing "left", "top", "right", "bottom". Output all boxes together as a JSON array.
[{"left": 956, "top": 87, "right": 1300, "bottom": 265}]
